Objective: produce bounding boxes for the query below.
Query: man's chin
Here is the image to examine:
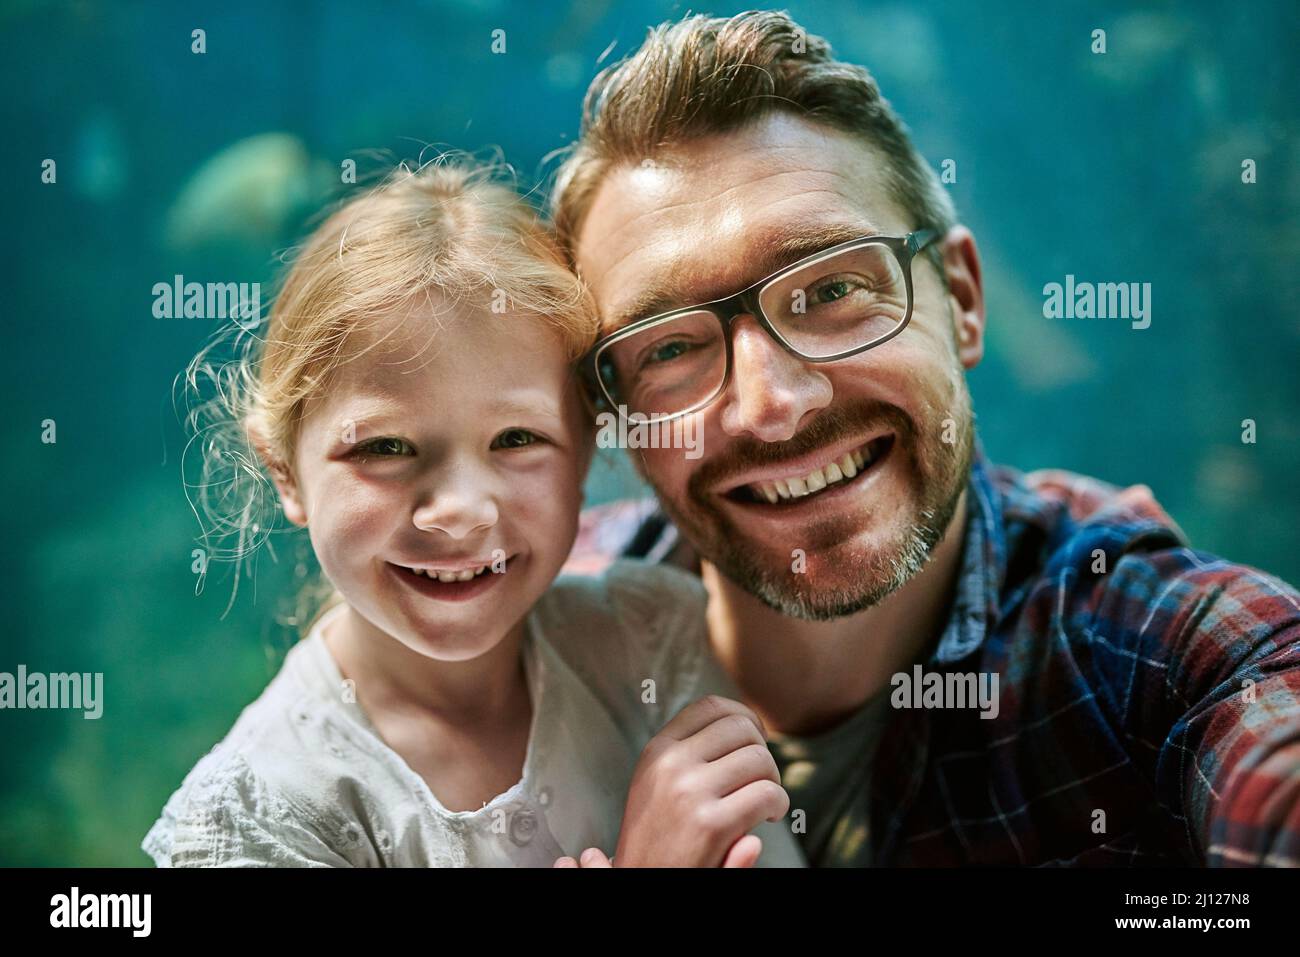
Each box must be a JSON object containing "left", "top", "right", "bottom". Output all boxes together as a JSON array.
[
  {"left": 660, "top": 408, "right": 975, "bottom": 621},
  {"left": 708, "top": 515, "right": 946, "bottom": 621}
]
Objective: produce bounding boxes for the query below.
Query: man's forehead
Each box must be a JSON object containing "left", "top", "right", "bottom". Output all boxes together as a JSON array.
[
  {"left": 573, "top": 114, "right": 908, "bottom": 331},
  {"left": 599, "top": 218, "right": 892, "bottom": 332}
]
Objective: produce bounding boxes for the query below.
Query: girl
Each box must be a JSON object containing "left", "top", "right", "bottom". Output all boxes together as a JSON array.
[{"left": 143, "top": 160, "right": 803, "bottom": 867}]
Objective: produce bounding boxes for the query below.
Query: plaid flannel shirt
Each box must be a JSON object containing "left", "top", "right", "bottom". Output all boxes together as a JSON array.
[{"left": 564, "top": 443, "right": 1300, "bottom": 866}]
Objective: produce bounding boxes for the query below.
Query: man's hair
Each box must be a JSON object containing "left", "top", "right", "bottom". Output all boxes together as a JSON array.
[{"left": 550, "top": 10, "right": 957, "bottom": 275}]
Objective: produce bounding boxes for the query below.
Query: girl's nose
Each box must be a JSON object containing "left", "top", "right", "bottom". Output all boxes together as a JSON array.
[{"left": 411, "top": 466, "right": 499, "bottom": 539}]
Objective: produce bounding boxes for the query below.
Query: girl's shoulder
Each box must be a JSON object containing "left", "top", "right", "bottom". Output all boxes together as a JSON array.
[
  {"left": 541, "top": 556, "right": 707, "bottom": 615},
  {"left": 528, "top": 558, "right": 713, "bottom": 732},
  {"left": 533, "top": 558, "right": 708, "bottom": 657},
  {"left": 183, "top": 628, "right": 347, "bottom": 775},
  {"left": 140, "top": 737, "right": 358, "bottom": 867},
  {"left": 141, "top": 624, "right": 410, "bottom": 867}
]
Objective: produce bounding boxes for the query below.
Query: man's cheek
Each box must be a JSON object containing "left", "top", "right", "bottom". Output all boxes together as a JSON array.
[{"left": 636, "top": 446, "right": 693, "bottom": 501}]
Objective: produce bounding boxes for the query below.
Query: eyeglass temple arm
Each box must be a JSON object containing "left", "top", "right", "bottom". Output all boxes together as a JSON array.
[{"left": 908, "top": 228, "right": 940, "bottom": 256}]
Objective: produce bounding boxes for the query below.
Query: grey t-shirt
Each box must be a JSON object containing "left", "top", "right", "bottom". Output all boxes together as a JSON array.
[{"left": 767, "top": 688, "right": 893, "bottom": 867}]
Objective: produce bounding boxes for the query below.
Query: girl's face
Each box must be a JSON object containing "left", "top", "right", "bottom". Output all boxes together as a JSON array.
[{"left": 275, "top": 296, "right": 590, "bottom": 662}]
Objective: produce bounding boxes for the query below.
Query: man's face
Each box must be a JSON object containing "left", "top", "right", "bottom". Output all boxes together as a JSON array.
[{"left": 573, "top": 113, "right": 982, "bottom": 619}]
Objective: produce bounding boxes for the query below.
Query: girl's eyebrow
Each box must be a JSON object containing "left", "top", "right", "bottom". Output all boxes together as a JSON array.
[
  {"left": 328, "top": 390, "right": 565, "bottom": 436},
  {"left": 488, "top": 392, "right": 564, "bottom": 422},
  {"left": 328, "top": 398, "right": 405, "bottom": 433}
]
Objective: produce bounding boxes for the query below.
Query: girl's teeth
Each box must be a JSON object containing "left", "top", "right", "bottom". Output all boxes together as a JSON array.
[{"left": 408, "top": 562, "right": 494, "bottom": 581}]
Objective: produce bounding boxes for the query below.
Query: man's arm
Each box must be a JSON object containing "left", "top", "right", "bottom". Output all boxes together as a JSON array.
[
  {"left": 1124, "top": 551, "right": 1300, "bottom": 866},
  {"left": 1188, "top": 581, "right": 1300, "bottom": 866}
]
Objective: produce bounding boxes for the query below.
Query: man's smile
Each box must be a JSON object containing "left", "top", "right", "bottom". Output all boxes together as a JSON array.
[{"left": 718, "top": 432, "right": 897, "bottom": 507}]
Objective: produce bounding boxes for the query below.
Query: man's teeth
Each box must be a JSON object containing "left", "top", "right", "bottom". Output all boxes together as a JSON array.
[
  {"left": 406, "top": 563, "right": 492, "bottom": 582},
  {"left": 753, "top": 445, "right": 873, "bottom": 503}
]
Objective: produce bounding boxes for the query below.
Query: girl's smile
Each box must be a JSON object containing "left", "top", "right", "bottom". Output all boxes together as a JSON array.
[{"left": 386, "top": 554, "right": 520, "bottom": 603}]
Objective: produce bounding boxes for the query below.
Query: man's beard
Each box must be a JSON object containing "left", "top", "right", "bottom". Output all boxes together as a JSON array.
[{"left": 650, "top": 389, "right": 975, "bottom": 622}]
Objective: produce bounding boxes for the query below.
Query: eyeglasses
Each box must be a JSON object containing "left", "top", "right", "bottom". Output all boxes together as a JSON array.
[{"left": 581, "top": 229, "right": 939, "bottom": 424}]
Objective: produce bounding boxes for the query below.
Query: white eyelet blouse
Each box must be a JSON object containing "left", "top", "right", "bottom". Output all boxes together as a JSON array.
[{"left": 142, "top": 560, "right": 806, "bottom": 868}]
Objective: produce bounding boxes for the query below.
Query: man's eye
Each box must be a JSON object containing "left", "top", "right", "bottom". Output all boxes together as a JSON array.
[
  {"left": 811, "top": 279, "right": 861, "bottom": 304},
  {"left": 492, "top": 429, "right": 540, "bottom": 450},
  {"left": 647, "top": 339, "right": 691, "bottom": 364},
  {"left": 817, "top": 281, "right": 850, "bottom": 302},
  {"left": 354, "top": 436, "right": 414, "bottom": 457}
]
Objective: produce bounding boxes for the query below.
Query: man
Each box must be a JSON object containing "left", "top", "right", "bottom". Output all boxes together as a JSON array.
[{"left": 552, "top": 11, "right": 1300, "bottom": 866}]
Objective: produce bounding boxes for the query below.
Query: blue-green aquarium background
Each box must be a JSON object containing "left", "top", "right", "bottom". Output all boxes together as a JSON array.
[{"left": 1, "top": 0, "right": 1296, "bottom": 865}]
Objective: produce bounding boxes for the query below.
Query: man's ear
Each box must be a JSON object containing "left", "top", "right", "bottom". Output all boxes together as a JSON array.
[
  {"left": 938, "top": 225, "right": 986, "bottom": 370},
  {"left": 245, "top": 416, "right": 309, "bottom": 528}
]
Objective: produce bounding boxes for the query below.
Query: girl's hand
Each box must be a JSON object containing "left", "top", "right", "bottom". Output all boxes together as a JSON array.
[{"left": 612, "top": 695, "right": 789, "bottom": 867}]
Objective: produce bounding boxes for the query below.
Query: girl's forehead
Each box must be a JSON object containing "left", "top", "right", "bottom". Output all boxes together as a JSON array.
[
  {"left": 318, "top": 301, "right": 574, "bottom": 412},
  {"left": 356, "top": 294, "right": 569, "bottom": 357}
]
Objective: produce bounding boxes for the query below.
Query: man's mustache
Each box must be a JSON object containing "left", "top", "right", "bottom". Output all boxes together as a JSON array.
[{"left": 689, "top": 398, "right": 917, "bottom": 496}]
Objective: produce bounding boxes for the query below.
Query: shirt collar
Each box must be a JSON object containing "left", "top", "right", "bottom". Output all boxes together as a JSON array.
[{"left": 927, "top": 436, "right": 1005, "bottom": 666}]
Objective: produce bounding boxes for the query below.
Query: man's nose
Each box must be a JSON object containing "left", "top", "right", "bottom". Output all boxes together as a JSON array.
[
  {"left": 717, "top": 314, "right": 832, "bottom": 442},
  {"left": 411, "top": 463, "right": 499, "bottom": 539}
]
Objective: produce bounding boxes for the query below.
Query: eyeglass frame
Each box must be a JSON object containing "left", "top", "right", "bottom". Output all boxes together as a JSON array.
[{"left": 580, "top": 228, "right": 941, "bottom": 424}]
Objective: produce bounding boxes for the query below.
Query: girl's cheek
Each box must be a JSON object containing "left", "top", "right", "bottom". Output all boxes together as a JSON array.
[
  {"left": 309, "top": 472, "right": 404, "bottom": 539},
  {"left": 503, "top": 458, "right": 585, "bottom": 523}
]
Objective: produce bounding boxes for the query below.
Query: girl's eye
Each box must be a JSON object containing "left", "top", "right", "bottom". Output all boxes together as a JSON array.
[
  {"left": 354, "top": 436, "right": 414, "bottom": 457},
  {"left": 492, "top": 428, "right": 540, "bottom": 450}
]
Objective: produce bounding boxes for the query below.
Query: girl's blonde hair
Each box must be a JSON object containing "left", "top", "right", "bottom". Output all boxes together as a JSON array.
[{"left": 181, "top": 156, "right": 598, "bottom": 616}]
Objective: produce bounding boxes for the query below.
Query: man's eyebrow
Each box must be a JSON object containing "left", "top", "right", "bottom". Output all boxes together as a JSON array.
[{"left": 604, "top": 220, "right": 882, "bottom": 333}]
